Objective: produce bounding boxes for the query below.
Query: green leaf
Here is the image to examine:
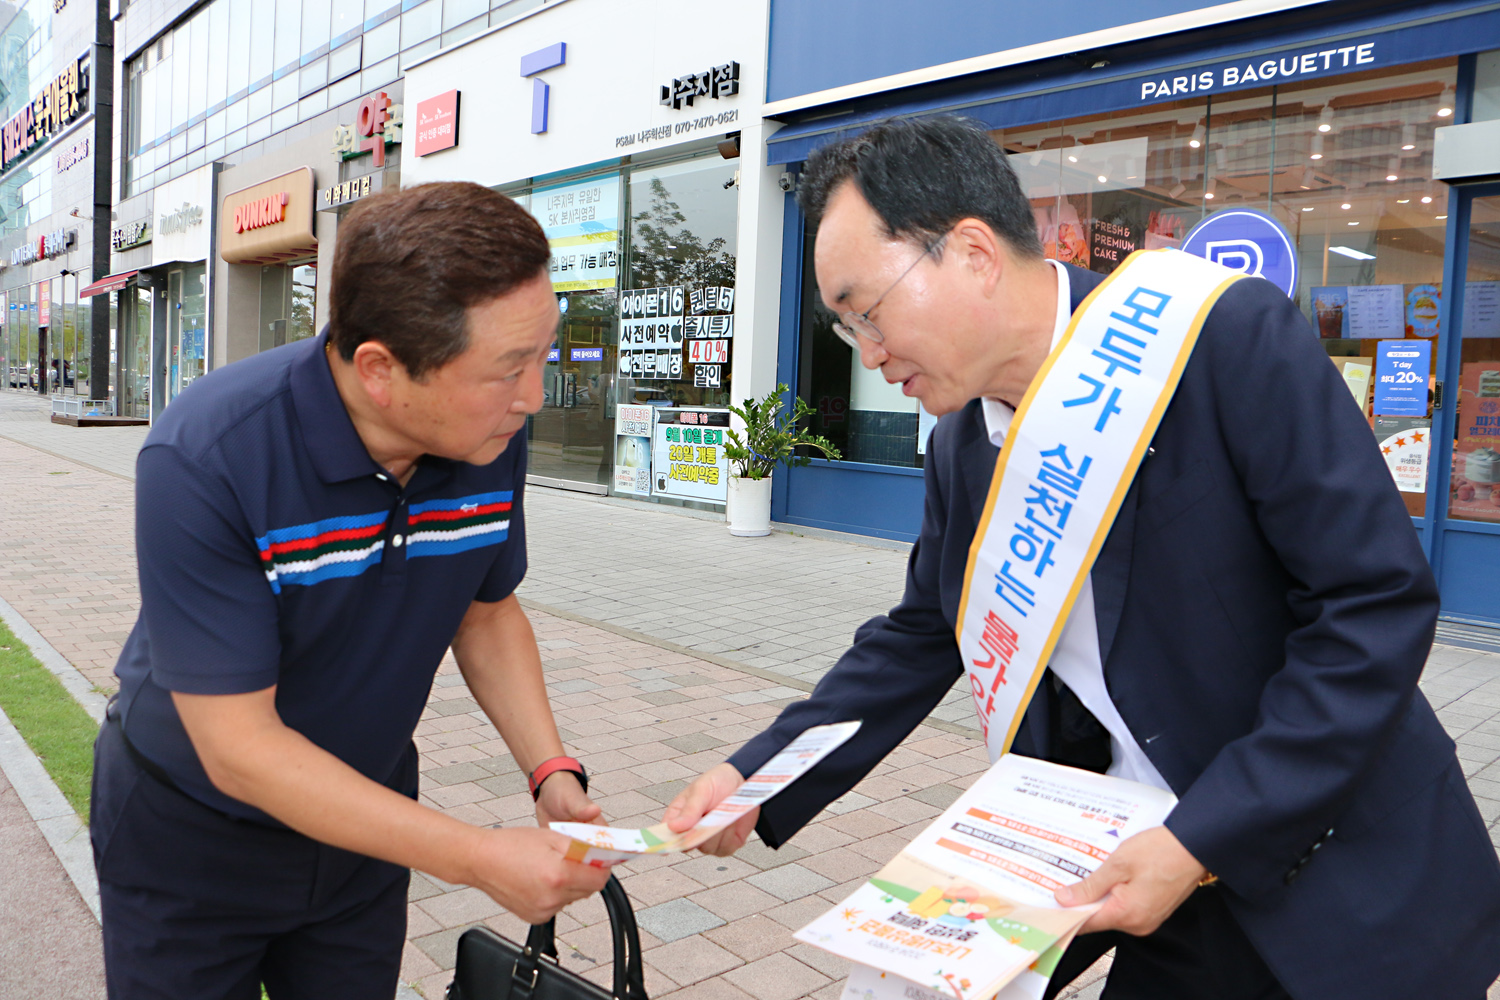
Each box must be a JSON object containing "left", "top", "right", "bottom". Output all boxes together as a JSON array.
[{"left": 726, "top": 383, "right": 842, "bottom": 479}]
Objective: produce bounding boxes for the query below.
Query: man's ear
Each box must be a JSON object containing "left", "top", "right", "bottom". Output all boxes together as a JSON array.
[
  {"left": 351, "top": 341, "right": 403, "bottom": 407},
  {"left": 948, "top": 217, "right": 1007, "bottom": 297}
]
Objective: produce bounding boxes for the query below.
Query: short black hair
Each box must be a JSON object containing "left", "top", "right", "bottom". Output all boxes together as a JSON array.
[
  {"left": 797, "top": 115, "right": 1043, "bottom": 260},
  {"left": 330, "top": 182, "right": 551, "bottom": 379}
]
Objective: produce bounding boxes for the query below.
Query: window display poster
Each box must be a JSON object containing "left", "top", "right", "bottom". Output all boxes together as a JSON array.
[
  {"left": 619, "top": 285, "right": 684, "bottom": 380},
  {"left": 614, "top": 404, "right": 654, "bottom": 496},
  {"left": 1405, "top": 284, "right": 1441, "bottom": 338},
  {"left": 651, "top": 408, "right": 730, "bottom": 504},
  {"left": 1452, "top": 362, "right": 1500, "bottom": 521},
  {"left": 1463, "top": 281, "right": 1500, "bottom": 339},
  {"left": 1374, "top": 417, "right": 1430, "bottom": 494},
  {"left": 536, "top": 175, "right": 620, "bottom": 293},
  {"left": 1345, "top": 285, "right": 1404, "bottom": 339},
  {"left": 1312, "top": 286, "right": 1349, "bottom": 338},
  {"left": 1373, "top": 340, "right": 1430, "bottom": 417}
]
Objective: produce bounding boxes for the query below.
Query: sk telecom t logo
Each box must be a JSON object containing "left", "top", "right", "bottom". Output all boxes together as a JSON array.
[
  {"left": 521, "top": 43, "right": 566, "bottom": 134},
  {"left": 1181, "top": 207, "right": 1298, "bottom": 298}
]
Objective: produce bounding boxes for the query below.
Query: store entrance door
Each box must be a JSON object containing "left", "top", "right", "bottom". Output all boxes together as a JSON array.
[
  {"left": 526, "top": 291, "right": 616, "bottom": 493},
  {"left": 1426, "top": 185, "right": 1500, "bottom": 627},
  {"left": 161, "top": 263, "right": 208, "bottom": 406}
]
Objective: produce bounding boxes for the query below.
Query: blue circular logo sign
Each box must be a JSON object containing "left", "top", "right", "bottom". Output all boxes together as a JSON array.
[{"left": 1180, "top": 207, "right": 1298, "bottom": 299}]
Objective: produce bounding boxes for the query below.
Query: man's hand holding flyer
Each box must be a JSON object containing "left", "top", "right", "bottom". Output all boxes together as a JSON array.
[
  {"left": 797, "top": 756, "right": 1179, "bottom": 1000},
  {"left": 550, "top": 721, "right": 862, "bottom": 865}
]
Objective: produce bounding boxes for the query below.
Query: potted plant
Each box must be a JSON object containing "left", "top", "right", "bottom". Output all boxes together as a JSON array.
[{"left": 723, "top": 383, "right": 841, "bottom": 536}]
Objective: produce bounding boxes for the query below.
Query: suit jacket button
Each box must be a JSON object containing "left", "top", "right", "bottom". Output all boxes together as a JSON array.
[{"left": 1284, "top": 867, "right": 1301, "bottom": 885}]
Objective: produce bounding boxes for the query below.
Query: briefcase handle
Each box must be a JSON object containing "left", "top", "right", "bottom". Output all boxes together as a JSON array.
[{"left": 521, "top": 874, "right": 646, "bottom": 1000}]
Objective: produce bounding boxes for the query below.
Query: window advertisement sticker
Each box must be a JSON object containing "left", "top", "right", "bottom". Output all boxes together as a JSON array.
[{"left": 1373, "top": 340, "right": 1431, "bottom": 417}]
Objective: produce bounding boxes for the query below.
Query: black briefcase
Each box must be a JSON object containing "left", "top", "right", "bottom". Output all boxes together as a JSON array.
[{"left": 447, "top": 875, "right": 648, "bottom": 1000}]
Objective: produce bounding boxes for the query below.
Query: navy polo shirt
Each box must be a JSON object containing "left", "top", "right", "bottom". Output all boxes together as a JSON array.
[{"left": 114, "top": 328, "right": 527, "bottom": 823}]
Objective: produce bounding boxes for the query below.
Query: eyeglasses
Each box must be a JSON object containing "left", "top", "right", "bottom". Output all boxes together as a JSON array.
[{"left": 831, "top": 234, "right": 947, "bottom": 351}]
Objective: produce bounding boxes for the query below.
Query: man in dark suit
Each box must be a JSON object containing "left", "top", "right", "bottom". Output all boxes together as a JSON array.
[{"left": 664, "top": 116, "right": 1500, "bottom": 999}]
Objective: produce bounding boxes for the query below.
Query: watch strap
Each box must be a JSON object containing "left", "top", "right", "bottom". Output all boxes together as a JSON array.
[{"left": 528, "top": 756, "right": 588, "bottom": 800}]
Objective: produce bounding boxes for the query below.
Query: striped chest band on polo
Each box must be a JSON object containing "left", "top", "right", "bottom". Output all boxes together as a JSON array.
[{"left": 254, "top": 491, "right": 512, "bottom": 592}]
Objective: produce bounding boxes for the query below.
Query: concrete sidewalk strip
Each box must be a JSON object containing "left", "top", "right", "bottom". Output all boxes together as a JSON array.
[{"left": 0, "top": 702, "right": 100, "bottom": 921}]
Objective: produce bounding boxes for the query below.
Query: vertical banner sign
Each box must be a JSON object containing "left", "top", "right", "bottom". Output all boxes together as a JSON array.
[
  {"left": 38, "top": 278, "right": 50, "bottom": 326},
  {"left": 1373, "top": 340, "right": 1431, "bottom": 417},
  {"left": 614, "top": 404, "right": 654, "bottom": 496},
  {"left": 651, "top": 408, "right": 731, "bottom": 503},
  {"left": 535, "top": 175, "right": 620, "bottom": 292},
  {"left": 619, "top": 285, "right": 684, "bottom": 380}
]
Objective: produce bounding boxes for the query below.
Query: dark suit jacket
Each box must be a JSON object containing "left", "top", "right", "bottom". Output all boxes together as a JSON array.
[{"left": 729, "top": 265, "right": 1500, "bottom": 999}]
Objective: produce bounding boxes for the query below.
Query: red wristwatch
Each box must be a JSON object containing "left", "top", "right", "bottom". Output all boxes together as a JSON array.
[{"left": 528, "top": 756, "right": 588, "bottom": 800}]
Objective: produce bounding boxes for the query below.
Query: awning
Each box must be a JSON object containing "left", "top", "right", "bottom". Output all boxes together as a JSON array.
[
  {"left": 765, "top": 2, "right": 1499, "bottom": 165},
  {"left": 79, "top": 270, "right": 139, "bottom": 297}
]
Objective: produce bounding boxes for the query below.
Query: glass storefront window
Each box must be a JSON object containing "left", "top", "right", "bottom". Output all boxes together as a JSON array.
[
  {"left": 798, "top": 58, "right": 1459, "bottom": 478},
  {"left": 258, "top": 261, "right": 319, "bottom": 352},
  {"left": 1450, "top": 195, "right": 1500, "bottom": 523},
  {"left": 503, "top": 152, "right": 741, "bottom": 497},
  {"left": 624, "top": 156, "right": 739, "bottom": 409},
  {"left": 166, "top": 264, "right": 208, "bottom": 404}
]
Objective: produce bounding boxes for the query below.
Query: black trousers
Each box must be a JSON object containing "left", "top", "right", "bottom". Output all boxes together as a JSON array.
[
  {"left": 91, "top": 717, "right": 413, "bottom": 1000},
  {"left": 1042, "top": 886, "right": 1293, "bottom": 1000}
]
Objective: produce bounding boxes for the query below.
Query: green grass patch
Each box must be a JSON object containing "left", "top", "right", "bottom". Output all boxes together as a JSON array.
[{"left": 0, "top": 618, "right": 99, "bottom": 822}]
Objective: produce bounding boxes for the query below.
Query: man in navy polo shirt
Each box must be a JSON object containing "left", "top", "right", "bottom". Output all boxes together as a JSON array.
[{"left": 90, "top": 182, "right": 611, "bottom": 999}]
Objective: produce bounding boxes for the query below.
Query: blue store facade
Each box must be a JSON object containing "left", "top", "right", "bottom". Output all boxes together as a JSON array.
[{"left": 763, "top": 0, "right": 1500, "bottom": 629}]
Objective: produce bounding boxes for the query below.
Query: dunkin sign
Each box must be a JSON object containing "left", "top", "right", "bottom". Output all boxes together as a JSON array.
[
  {"left": 220, "top": 167, "right": 317, "bottom": 265},
  {"left": 234, "top": 191, "right": 289, "bottom": 233}
]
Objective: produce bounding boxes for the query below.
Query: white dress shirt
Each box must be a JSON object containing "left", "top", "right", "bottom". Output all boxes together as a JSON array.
[{"left": 978, "top": 260, "right": 1170, "bottom": 791}]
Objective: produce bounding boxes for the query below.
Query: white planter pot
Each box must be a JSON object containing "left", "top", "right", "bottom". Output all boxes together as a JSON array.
[{"left": 726, "top": 475, "right": 773, "bottom": 537}]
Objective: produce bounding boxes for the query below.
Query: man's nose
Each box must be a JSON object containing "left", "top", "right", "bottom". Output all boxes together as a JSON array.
[
  {"left": 857, "top": 336, "right": 888, "bottom": 371},
  {"left": 514, "top": 363, "right": 545, "bottom": 414}
]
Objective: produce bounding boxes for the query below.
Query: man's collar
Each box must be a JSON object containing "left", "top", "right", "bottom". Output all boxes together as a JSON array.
[{"left": 290, "top": 326, "right": 387, "bottom": 484}]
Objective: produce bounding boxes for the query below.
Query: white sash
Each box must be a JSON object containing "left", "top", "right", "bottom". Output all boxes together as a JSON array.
[{"left": 956, "top": 249, "right": 1243, "bottom": 762}]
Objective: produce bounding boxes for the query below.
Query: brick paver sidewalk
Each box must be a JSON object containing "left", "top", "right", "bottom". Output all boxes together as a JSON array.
[{"left": 1, "top": 390, "right": 1497, "bottom": 1000}]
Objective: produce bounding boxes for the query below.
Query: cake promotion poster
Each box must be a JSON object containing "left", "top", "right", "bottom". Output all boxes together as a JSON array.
[{"left": 1452, "top": 362, "right": 1500, "bottom": 521}]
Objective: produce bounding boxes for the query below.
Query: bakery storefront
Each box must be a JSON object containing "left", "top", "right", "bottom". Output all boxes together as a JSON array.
[
  {"left": 401, "top": 0, "right": 776, "bottom": 509},
  {"left": 765, "top": 2, "right": 1500, "bottom": 628}
]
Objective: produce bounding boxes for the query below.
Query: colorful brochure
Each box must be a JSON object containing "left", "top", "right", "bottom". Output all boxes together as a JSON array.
[
  {"left": 799, "top": 755, "right": 1178, "bottom": 1000},
  {"left": 552, "top": 720, "right": 861, "bottom": 867}
]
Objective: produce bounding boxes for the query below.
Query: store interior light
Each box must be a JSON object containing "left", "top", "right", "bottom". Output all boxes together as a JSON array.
[
  {"left": 1310, "top": 133, "right": 1324, "bottom": 160},
  {"left": 1421, "top": 195, "right": 1433, "bottom": 204},
  {"left": 1204, "top": 177, "right": 1217, "bottom": 200},
  {"left": 1189, "top": 122, "right": 1205, "bottom": 148},
  {"left": 1302, "top": 205, "right": 1315, "bottom": 211},
  {"left": 1436, "top": 214, "right": 1448, "bottom": 220},
  {"left": 1329, "top": 245, "right": 1376, "bottom": 260},
  {"left": 1098, "top": 174, "right": 1108, "bottom": 184},
  {"left": 1169, "top": 182, "right": 1187, "bottom": 198},
  {"left": 1397, "top": 198, "right": 1410, "bottom": 204},
  {"left": 1401, "top": 124, "right": 1416, "bottom": 151},
  {"left": 1341, "top": 202, "right": 1352, "bottom": 210},
  {"left": 1067, "top": 154, "right": 1078, "bottom": 163},
  {"left": 1437, "top": 86, "right": 1455, "bottom": 118},
  {"left": 1318, "top": 105, "right": 1334, "bottom": 132},
  {"left": 1300, "top": 166, "right": 1316, "bottom": 190},
  {"left": 1348, "top": 221, "right": 1359, "bottom": 226}
]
